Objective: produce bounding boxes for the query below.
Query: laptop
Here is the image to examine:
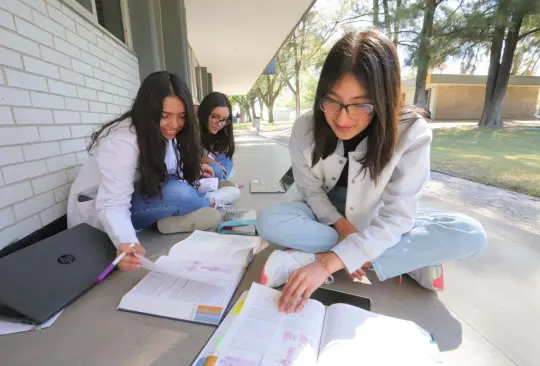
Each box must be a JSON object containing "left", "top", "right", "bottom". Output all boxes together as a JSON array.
[
  {"left": 250, "top": 167, "right": 294, "bottom": 193},
  {"left": 0, "top": 223, "right": 117, "bottom": 325}
]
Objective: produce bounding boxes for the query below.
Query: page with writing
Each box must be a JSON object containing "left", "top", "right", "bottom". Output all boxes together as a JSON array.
[
  {"left": 317, "top": 303, "right": 440, "bottom": 366},
  {"left": 214, "top": 283, "right": 325, "bottom": 366},
  {"left": 167, "top": 230, "right": 261, "bottom": 265},
  {"left": 118, "top": 231, "right": 257, "bottom": 325},
  {"left": 117, "top": 262, "right": 243, "bottom": 325}
]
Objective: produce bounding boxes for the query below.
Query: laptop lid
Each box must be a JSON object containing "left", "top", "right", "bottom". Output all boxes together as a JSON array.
[
  {"left": 280, "top": 167, "right": 294, "bottom": 191},
  {"left": 0, "top": 224, "right": 117, "bottom": 325}
]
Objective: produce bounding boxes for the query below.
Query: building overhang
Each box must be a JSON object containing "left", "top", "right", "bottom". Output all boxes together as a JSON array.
[{"left": 185, "top": 0, "right": 314, "bottom": 95}]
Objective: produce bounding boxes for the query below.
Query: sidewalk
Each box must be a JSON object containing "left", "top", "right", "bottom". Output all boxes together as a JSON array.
[{"left": 234, "top": 130, "right": 540, "bottom": 366}]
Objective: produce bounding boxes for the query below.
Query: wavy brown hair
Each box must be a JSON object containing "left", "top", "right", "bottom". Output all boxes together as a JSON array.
[
  {"left": 312, "top": 30, "right": 417, "bottom": 182},
  {"left": 88, "top": 71, "right": 201, "bottom": 198}
]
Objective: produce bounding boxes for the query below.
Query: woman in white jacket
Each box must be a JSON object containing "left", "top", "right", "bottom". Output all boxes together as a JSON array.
[
  {"left": 67, "top": 72, "right": 238, "bottom": 270},
  {"left": 256, "top": 30, "right": 487, "bottom": 313}
]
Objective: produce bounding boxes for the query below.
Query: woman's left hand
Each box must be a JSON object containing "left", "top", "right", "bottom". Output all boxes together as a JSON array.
[
  {"left": 201, "top": 163, "right": 215, "bottom": 178},
  {"left": 278, "top": 261, "right": 329, "bottom": 313}
]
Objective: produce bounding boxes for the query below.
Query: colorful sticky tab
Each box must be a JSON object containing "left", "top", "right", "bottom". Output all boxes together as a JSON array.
[
  {"left": 194, "top": 305, "right": 224, "bottom": 324},
  {"left": 232, "top": 299, "right": 245, "bottom": 315},
  {"left": 215, "top": 335, "right": 224, "bottom": 349},
  {"left": 194, "top": 355, "right": 218, "bottom": 366}
]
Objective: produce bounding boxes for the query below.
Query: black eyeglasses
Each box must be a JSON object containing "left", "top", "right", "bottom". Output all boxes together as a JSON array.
[
  {"left": 210, "top": 113, "right": 231, "bottom": 126},
  {"left": 319, "top": 97, "right": 374, "bottom": 121}
]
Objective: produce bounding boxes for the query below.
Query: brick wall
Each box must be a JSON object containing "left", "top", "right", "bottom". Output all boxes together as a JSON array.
[{"left": 0, "top": 0, "right": 140, "bottom": 249}]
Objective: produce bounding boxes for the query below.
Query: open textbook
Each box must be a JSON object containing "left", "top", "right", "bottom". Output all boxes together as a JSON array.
[
  {"left": 117, "top": 231, "right": 261, "bottom": 325},
  {"left": 194, "top": 283, "right": 441, "bottom": 366}
]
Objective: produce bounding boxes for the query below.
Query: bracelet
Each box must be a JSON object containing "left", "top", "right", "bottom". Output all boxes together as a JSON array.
[{"left": 316, "top": 254, "right": 331, "bottom": 275}]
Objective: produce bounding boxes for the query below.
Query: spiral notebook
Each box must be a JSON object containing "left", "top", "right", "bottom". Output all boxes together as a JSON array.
[{"left": 218, "top": 208, "right": 257, "bottom": 236}]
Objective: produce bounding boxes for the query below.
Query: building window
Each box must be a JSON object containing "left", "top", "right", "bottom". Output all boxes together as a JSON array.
[
  {"left": 95, "top": 0, "right": 125, "bottom": 43},
  {"left": 67, "top": 0, "right": 132, "bottom": 47},
  {"left": 74, "top": 0, "right": 93, "bottom": 13}
]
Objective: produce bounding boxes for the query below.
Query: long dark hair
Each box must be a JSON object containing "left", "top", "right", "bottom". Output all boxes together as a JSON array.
[
  {"left": 88, "top": 71, "right": 201, "bottom": 198},
  {"left": 198, "top": 92, "right": 235, "bottom": 158},
  {"left": 312, "top": 29, "right": 414, "bottom": 182}
]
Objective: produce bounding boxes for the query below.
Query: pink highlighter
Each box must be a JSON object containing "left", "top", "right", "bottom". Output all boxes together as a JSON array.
[{"left": 97, "top": 243, "right": 135, "bottom": 281}]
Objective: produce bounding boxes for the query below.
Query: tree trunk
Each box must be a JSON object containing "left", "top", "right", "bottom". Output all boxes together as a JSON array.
[
  {"left": 295, "top": 66, "right": 301, "bottom": 119},
  {"left": 267, "top": 98, "right": 275, "bottom": 123},
  {"left": 373, "top": 0, "right": 380, "bottom": 27},
  {"left": 392, "top": 0, "right": 401, "bottom": 45},
  {"left": 382, "top": 0, "right": 391, "bottom": 35},
  {"left": 479, "top": 12, "right": 524, "bottom": 128},
  {"left": 251, "top": 103, "right": 257, "bottom": 120},
  {"left": 413, "top": 0, "right": 437, "bottom": 109},
  {"left": 259, "top": 99, "right": 264, "bottom": 121},
  {"left": 511, "top": 49, "right": 523, "bottom": 75}
]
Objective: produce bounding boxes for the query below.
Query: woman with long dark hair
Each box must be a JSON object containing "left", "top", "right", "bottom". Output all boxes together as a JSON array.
[
  {"left": 198, "top": 92, "right": 236, "bottom": 181},
  {"left": 256, "top": 30, "right": 487, "bottom": 312},
  {"left": 67, "top": 71, "right": 238, "bottom": 270}
]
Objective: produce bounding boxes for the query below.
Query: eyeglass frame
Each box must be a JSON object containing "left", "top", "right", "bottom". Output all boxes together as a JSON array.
[
  {"left": 319, "top": 97, "right": 374, "bottom": 120},
  {"left": 210, "top": 113, "right": 231, "bottom": 126}
]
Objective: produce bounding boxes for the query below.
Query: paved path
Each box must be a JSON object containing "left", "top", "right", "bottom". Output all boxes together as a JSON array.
[{"left": 234, "top": 129, "right": 540, "bottom": 366}]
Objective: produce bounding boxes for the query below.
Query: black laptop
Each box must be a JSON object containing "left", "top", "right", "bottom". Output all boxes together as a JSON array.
[{"left": 0, "top": 223, "right": 117, "bottom": 325}]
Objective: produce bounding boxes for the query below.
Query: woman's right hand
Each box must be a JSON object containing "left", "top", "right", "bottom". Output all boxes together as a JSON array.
[{"left": 117, "top": 243, "right": 145, "bottom": 271}]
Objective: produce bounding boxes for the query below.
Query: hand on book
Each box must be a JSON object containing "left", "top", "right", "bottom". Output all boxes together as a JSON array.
[
  {"left": 117, "top": 243, "right": 145, "bottom": 271},
  {"left": 278, "top": 261, "right": 330, "bottom": 314}
]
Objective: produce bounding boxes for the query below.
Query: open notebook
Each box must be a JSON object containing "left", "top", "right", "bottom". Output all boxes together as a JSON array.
[
  {"left": 218, "top": 208, "right": 257, "bottom": 236},
  {"left": 195, "top": 283, "right": 442, "bottom": 365},
  {"left": 117, "top": 231, "right": 261, "bottom": 325}
]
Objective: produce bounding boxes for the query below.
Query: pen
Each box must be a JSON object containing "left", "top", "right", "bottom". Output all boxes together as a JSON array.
[{"left": 97, "top": 243, "right": 136, "bottom": 282}]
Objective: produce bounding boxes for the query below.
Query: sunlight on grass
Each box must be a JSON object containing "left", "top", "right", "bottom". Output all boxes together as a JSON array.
[
  {"left": 233, "top": 121, "right": 294, "bottom": 132},
  {"left": 432, "top": 127, "right": 540, "bottom": 197}
]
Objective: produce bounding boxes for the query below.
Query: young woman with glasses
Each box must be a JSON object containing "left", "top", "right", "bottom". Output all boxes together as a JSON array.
[
  {"left": 198, "top": 92, "right": 236, "bottom": 182},
  {"left": 255, "top": 30, "right": 487, "bottom": 313}
]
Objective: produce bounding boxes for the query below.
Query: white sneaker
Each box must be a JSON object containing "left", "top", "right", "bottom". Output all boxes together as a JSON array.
[
  {"left": 407, "top": 264, "right": 444, "bottom": 292},
  {"left": 260, "top": 250, "right": 316, "bottom": 288},
  {"left": 206, "top": 186, "right": 241, "bottom": 209}
]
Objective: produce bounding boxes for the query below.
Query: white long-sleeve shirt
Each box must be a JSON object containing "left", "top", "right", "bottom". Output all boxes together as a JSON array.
[
  {"left": 67, "top": 119, "right": 179, "bottom": 248},
  {"left": 289, "top": 110, "right": 432, "bottom": 272}
]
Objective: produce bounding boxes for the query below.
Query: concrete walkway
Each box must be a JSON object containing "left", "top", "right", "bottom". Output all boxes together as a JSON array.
[{"left": 233, "top": 130, "right": 540, "bottom": 366}]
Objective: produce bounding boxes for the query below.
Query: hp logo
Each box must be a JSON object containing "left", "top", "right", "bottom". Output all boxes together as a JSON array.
[{"left": 57, "top": 254, "right": 76, "bottom": 264}]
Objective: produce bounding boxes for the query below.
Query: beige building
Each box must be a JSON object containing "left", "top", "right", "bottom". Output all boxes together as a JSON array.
[{"left": 402, "top": 74, "right": 540, "bottom": 120}]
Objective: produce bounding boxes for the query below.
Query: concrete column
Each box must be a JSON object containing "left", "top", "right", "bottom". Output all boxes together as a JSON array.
[
  {"left": 200, "top": 67, "right": 208, "bottom": 97},
  {"left": 127, "top": 0, "right": 164, "bottom": 80},
  {"left": 194, "top": 67, "right": 202, "bottom": 101},
  {"left": 160, "top": 0, "right": 191, "bottom": 85},
  {"left": 207, "top": 73, "right": 213, "bottom": 94}
]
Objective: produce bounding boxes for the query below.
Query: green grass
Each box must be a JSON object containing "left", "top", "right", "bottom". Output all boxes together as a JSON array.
[{"left": 431, "top": 127, "right": 540, "bottom": 197}]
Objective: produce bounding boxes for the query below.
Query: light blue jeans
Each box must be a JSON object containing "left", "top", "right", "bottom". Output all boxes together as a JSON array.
[
  {"left": 130, "top": 176, "right": 211, "bottom": 230},
  {"left": 256, "top": 187, "right": 487, "bottom": 281},
  {"left": 209, "top": 153, "right": 233, "bottom": 181}
]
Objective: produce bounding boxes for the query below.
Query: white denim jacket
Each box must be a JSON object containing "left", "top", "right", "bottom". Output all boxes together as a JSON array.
[{"left": 289, "top": 110, "right": 432, "bottom": 272}]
